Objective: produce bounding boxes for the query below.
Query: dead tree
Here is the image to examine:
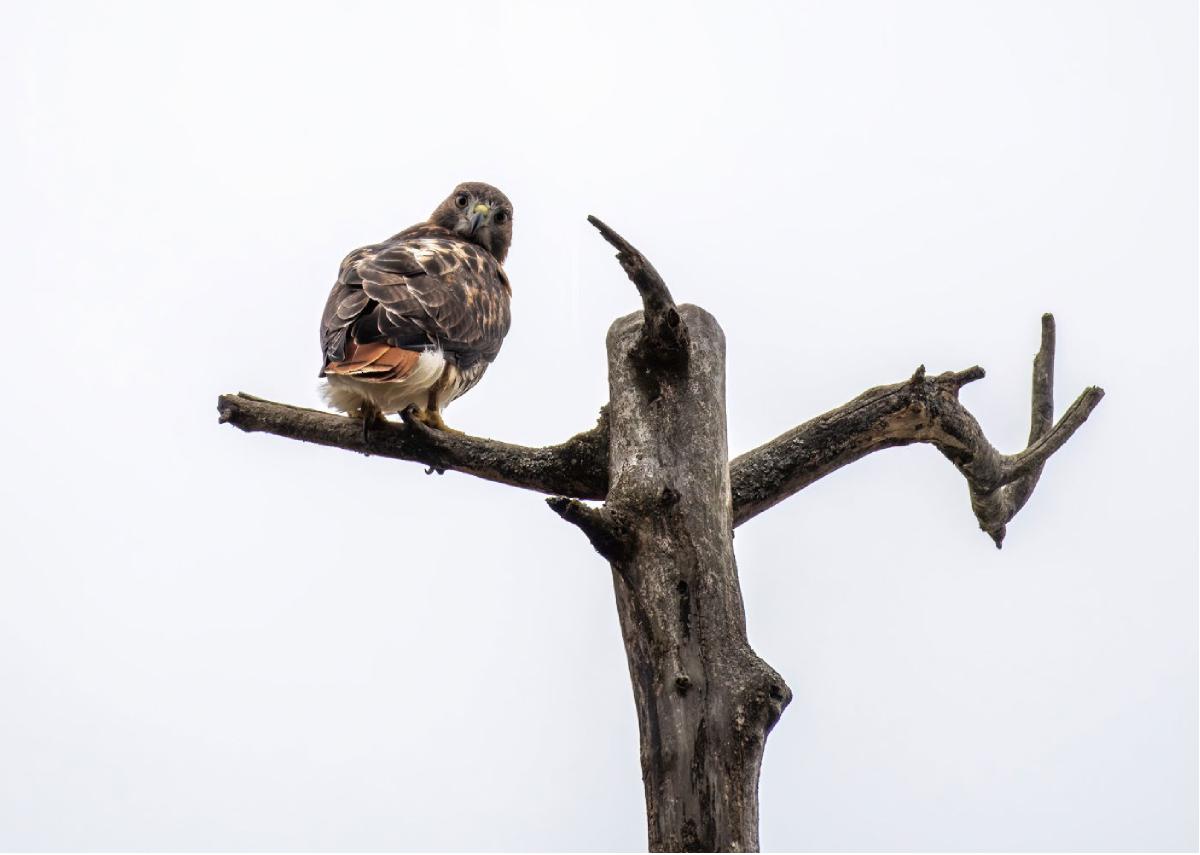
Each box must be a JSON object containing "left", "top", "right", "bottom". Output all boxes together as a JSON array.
[{"left": 217, "top": 217, "right": 1104, "bottom": 852}]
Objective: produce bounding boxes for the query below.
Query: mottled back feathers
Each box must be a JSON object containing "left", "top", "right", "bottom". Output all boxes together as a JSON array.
[
  {"left": 321, "top": 228, "right": 511, "bottom": 378},
  {"left": 319, "top": 182, "right": 514, "bottom": 421}
]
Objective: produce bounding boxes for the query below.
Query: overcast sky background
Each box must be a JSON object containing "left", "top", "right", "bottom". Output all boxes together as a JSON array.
[{"left": 1, "top": 1, "right": 1195, "bottom": 851}]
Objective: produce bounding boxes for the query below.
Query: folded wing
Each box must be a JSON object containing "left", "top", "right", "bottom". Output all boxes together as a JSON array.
[{"left": 320, "top": 232, "right": 512, "bottom": 379}]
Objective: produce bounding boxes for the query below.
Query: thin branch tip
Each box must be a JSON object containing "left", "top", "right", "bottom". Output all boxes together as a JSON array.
[
  {"left": 590, "top": 216, "right": 687, "bottom": 364},
  {"left": 1036, "top": 315, "right": 1056, "bottom": 356},
  {"left": 949, "top": 365, "right": 987, "bottom": 389},
  {"left": 587, "top": 214, "right": 631, "bottom": 255},
  {"left": 217, "top": 394, "right": 253, "bottom": 430}
]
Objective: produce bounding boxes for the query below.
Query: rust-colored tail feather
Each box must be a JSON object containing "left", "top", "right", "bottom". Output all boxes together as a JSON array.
[{"left": 325, "top": 341, "right": 421, "bottom": 381}]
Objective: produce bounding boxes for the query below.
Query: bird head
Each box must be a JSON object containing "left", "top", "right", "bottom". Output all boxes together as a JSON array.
[{"left": 430, "top": 181, "right": 514, "bottom": 263}]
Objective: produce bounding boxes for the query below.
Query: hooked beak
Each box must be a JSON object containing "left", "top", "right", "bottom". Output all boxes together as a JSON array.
[{"left": 468, "top": 203, "right": 489, "bottom": 236}]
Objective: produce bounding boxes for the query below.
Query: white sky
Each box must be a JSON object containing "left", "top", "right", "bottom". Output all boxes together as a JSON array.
[{"left": 1, "top": 1, "right": 1195, "bottom": 851}]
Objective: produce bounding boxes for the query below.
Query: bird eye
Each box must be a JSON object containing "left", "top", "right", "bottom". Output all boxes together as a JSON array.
[
  {"left": 494, "top": 210, "right": 508, "bottom": 224},
  {"left": 455, "top": 194, "right": 468, "bottom": 208}
]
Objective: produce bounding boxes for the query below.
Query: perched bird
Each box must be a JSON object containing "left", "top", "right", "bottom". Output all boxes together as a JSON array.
[{"left": 319, "top": 182, "right": 514, "bottom": 433}]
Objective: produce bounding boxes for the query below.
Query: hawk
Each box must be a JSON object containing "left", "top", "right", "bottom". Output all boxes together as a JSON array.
[{"left": 319, "top": 182, "right": 514, "bottom": 433}]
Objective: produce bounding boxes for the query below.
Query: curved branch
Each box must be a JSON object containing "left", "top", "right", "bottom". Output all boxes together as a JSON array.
[
  {"left": 217, "top": 392, "right": 608, "bottom": 500},
  {"left": 729, "top": 315, "right": 1104, "bottom": 545},
  {"left": 589, "top": 215, "right": 689, "bottom": 366}
]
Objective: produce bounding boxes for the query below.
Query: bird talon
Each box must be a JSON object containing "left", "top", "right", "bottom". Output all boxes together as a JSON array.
[
  {"left": 421, "top": 411, "right": 455, "bottom": 433},
  {"left": 401, "top": 406, "right": 460, "bottom": 435},
  {"left": 401, "top": 408, "right": 440, "bottom": 444},
  {"left": 360, "top": 404, "right": 384, "bottom": 442}
]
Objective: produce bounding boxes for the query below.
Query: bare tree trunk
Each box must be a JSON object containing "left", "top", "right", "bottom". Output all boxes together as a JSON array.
[
  {"left": 549, "top": 220, "right": 792, "bottom": 850},
  {"left": 604, "top": 305, "right": 789, "bottom": 851}
]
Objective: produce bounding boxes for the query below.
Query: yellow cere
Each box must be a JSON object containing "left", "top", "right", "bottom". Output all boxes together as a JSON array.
[{"left": 473, "top": 203, "right": 490, "bottom": 215}]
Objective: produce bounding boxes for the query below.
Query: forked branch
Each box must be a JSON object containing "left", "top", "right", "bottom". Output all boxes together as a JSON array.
[{"left": 728, "top": 315, "right": 1104, "bottom": 545}]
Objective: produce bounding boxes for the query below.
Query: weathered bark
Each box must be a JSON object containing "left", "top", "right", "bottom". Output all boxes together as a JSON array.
[
  {"left": 550, "top": 220, "right": 789, "bottom": 851},
  {"left": 215, "top": 216, "right": 1105, "bottom": 853},
  {"left": 610, "top": 307, "right": 785, "bottom": 851},
  {"left": 217, "top": 392, "right": 608, "bottom": 500},
  {"left": 219, "top": 324, "right": 1102, "bottom": 548},
  {"left": 728, "top": 316, "right": 1104, "bottom": 545}
]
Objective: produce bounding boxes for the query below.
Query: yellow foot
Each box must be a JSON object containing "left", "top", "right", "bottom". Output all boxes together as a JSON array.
[{"left": 418, "top": 409, "right": 462, "bottom": 434}]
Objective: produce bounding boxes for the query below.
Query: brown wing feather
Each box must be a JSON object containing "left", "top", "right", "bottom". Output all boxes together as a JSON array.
[{"left": 320, "top": 226, "right": 511, "bottom": 377}]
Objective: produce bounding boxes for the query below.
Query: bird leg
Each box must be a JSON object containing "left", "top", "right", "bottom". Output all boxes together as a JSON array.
[
  {"left": 418, "top": 409, "right": 461, "bottom": 434},
  {"left": 399, "top": 404, "right": 448, "bottom": 435},
  {"left": 397, "top": 406, "right": 448, "bottom": 474},
  {"left": 418, "top": 387, "right": 463, "bottom": 434},
  {"left": 358, "top": 401, "right": 385, "bottom": 442}
]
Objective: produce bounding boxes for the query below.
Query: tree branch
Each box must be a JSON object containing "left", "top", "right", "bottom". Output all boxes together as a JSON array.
[
  {"left": 729, "top": 315, "right": 1104, "bottom": 545},
  {"left": 588, "top": 215, "right": 689, "bottom": 366},
  {"left": 545, "top": 497, "right": 634, "bottom": 564},
  {"left": 217, "top": 392, "right": 608, "bottom": 500}
]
